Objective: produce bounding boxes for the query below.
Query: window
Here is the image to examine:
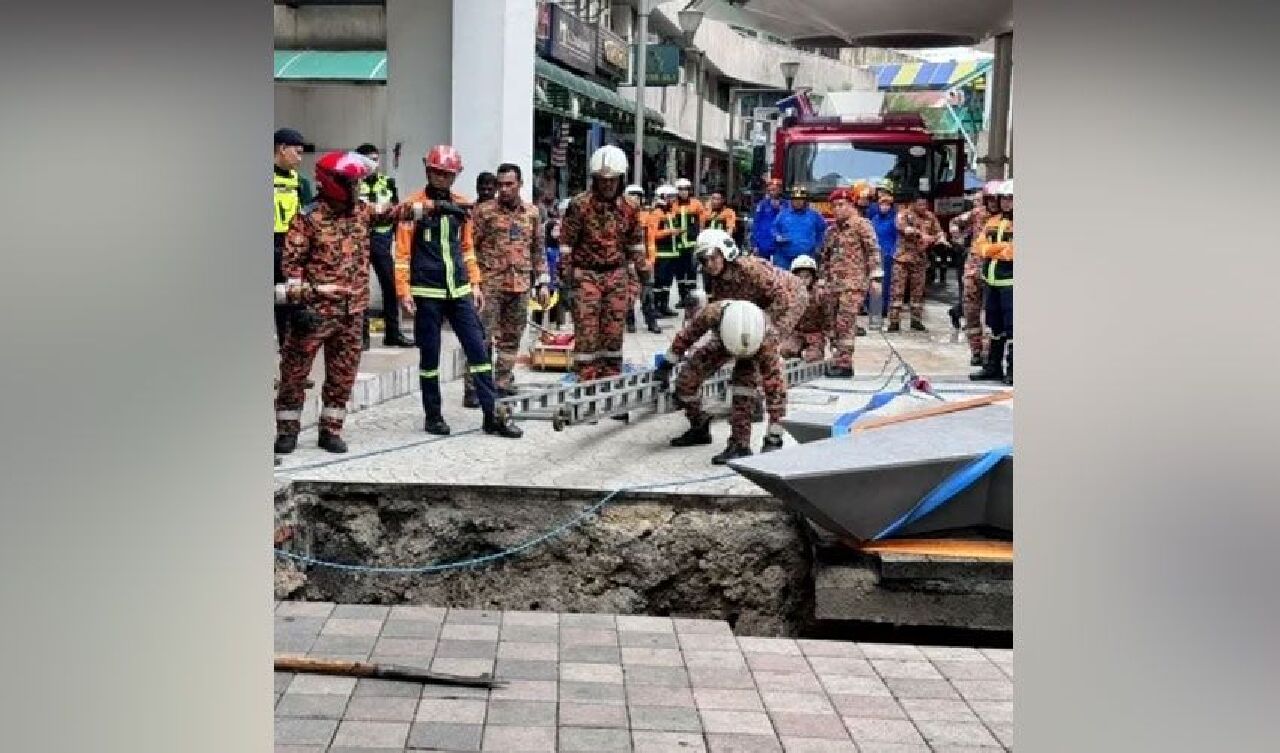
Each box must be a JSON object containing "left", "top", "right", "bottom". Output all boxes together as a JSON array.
[
  {"left": 783, "top": 141, "right": 931, "bottom": 198},
  {"left": 933, "top": 144, "right": 958, "bottom": 185}
]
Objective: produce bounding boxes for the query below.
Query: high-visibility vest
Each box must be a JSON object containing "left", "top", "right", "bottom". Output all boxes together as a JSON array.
[
  {"left": 982, "top": 219, "right": 1014, "bottom": 287},
  {"left": 359, "top": 175, "right": 396, "bottom": 233},
  {"left": 273, "top": 170, "right": 301, "bottom": 233},
  {"left": 656, "top": 211, "right": 685, "bottom": 259}
]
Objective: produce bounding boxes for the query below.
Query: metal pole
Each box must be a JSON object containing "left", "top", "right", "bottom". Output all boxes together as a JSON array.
[
  {"left": 984, "top": 31, "right": 1012, "bottom": 181},
  {"left": 726, "top": 90, "right": 738, "bottom": 202},
  {"left": 632, "top": 0, "right": 648, "bottom": 189},
  {"left": 693, "top": 50, "right": 704, "bottom": 195}
]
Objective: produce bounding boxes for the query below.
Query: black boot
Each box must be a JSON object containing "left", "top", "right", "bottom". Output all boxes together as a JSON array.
[
  {"left": 670, "top": 416, "right": 713, "bottom": 447},
  {"left": 462, "top": 387, "right": 479, "bottom": 409},
  {"left": 318, "top": 431, "right": 348, "bottom": 454},
  {"left": 910, "top": 318, "right": 928, "bottom": 332},
  {"left": 826, "top": 365, "right": 854, "bottom": 378},
  {"left": 384, "top": 333, "right": 415, "bottom": 347},
  {"left": 424, "top": 416, "right": 451, "bottom": 435},
  {"left": 949, "top": 305, "right": 962, "bottom": 330},
  {"left": 273, "top": 433, "right": 298, "bottom": 454},
  {"left": 970, "top": 338, "right": 1006, "bottom": 382},
  {"left": 970, "top": 352, "right": 984, "bottom": 366},
  {"left": 647, "top": 321, "right": 663, "bottom": 334},
  {"left": 711, "top": 442, "right": 752, "bottom": 465},
  {"left": 483, "top": 412, "right": 523, "bottom": 438},
  {"left": 885, "top": 321, "right": 901, "bottom": 333},
  {"left": 856, "top": 325, "right": 867, "bottom": 337},
  {"left": 1002, "top": 341, "right": 1013, "bottom": 385},
  {"left": 760, "top": 433, "right": 784, "bottom": 453},
  {"left": 361, "top": 323, "right": 371, "bottom": 352}
]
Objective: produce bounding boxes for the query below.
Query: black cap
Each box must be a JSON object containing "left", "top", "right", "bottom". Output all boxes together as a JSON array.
[
  {"left": 274, "top": 128, "right": 305, "bottom": 147},
  {"left": 354, "top": 143, "right": 379, "bottom": 156}
]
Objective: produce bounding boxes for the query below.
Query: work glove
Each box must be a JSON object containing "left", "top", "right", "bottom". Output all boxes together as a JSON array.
[
  {"left": 434, "top": 200, "right": 470, "bottom": 220},
  {"left": 654, "top": 356, "right": 676, "bottom": 392}
]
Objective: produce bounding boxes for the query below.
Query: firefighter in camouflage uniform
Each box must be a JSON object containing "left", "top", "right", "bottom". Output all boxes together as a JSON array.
[
  {"left": 558, "top": 145, "right": 651, "bottom": 381},
  {"left": 888, "top": 194, "right": 946, "bottom": 332},
  {"left": 949, "top": 181, "right": 1002, "bottom": 365},
  {"left": 780, "top": 255, "right": 827, "bottom": 363},
  {"left": 819, "top": 186, "right": 883, "bottom": 377}
]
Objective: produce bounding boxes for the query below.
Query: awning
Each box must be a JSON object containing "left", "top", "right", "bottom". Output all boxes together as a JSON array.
[
  {"left": 273, "top": 50, "right": 663, "bottom": 128},
  {"left": 869, "top": 60, "right": 991, "bottom": 91}
]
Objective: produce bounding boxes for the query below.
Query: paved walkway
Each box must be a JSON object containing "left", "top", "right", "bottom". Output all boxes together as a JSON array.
[{"left": 275, "top": 604, "right": 1012, "bottom": 753}]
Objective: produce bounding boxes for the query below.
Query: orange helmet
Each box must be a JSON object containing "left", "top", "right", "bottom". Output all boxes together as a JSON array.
[
  {"left": 425, "top": 144, "right": 463, "bottom": 174},
  {"left": 852, "top": 182, "right": 874, "bottom": 201}
]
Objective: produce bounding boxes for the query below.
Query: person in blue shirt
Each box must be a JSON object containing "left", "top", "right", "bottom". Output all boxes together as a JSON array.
[
  {"left": 865, "top": 186, "right": 900, "bottom": 319},
  {"left": 750, "top": 178, "right": 785, "bottom": 259},
  {"left": 770, "top": 186, "right": 828, "bottom": 271}
]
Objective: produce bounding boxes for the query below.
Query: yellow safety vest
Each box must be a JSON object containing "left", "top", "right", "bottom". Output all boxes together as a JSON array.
[
  {"left": 983, "top": 220, "right": 1014, "bottom": 288},
  {"left": 359, "top": 175, "right": 395, "bottom": 233},
  {"left": 273, "top": 170, "right": 301, "bottom": 233}
]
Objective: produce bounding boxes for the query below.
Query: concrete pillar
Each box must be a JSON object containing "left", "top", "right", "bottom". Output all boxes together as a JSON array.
[
  {"left": 386, "top": 0, "right": 452, "bottom": 192},
  {"left": 983, "top": 32, "right": 1012, "bottom": 181},
  {"left": 451, "top": 0, "right": 537, "bottom": 201}
]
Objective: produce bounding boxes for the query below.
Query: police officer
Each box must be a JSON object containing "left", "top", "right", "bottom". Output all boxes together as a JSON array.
[
  {"left": 354, "top": 143, "right": 414, "bottom": 350},
  {"left": 273, "top": 128, "right": 312, "bottom": 349},
  {"left": 393, "top": 145, "right": 523, "bottom": 438}
]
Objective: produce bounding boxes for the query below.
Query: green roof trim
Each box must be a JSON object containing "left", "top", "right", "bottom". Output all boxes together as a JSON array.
[{"left": 273, "top": 50, "right": 663, "bottom": 127}]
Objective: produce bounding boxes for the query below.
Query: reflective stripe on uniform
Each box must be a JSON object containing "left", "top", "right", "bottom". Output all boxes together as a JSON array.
[
  {"left": 598, "top": 350, "right": 624, "bottom": 358},
  {"left": 420, "top": 369, "right": 440, "bottom": 379},
  {"left": 411, "top": 286, "right": 448, "bottom": 299},
  {"left": 573, "top": 352, "right": 599, "bottom": 363},
  {"left": 275, "top": 410, "right": 302, "bottom": 421},
  {"left": 320, "top": 406, "right": 347, "bottom": 420},
  {"left": 441, "top": 215, "right": 461, "bottom": 298},
  {"left": 730, "top": 385, "right": 759, "bottom": 398},
  {"left": 468, "top": 363, "right": 493, "bottom": 374},
  {"left": 274, "top": 171, "right": 301, "bottom": 233}
]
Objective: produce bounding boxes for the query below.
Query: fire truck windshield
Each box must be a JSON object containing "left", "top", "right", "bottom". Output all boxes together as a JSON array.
[{"left": 784, "top": 141, "right": 930, "bottom": 198}]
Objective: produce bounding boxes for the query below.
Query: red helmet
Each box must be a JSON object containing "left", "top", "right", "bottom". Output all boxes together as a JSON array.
[
  {"left": 315, "top": 150, "right": 375, "bottom": 205},
  {"left": 829, "top": 187, "right": 853, "bottom": 203},
  {"left": 425, "top": 144, "right": 463, "bottom": 174}
]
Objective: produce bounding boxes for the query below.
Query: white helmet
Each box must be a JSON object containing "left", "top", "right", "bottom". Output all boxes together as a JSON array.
[
  {"left": 694, "top": 228, "right": 742, "bottom": 262},
  {"left": 654, "top": 184, "right": 678, "bottom": 203},
  {"left": 789, "top": 255, "right": 817, "bottom": 274},
  {"left": 719, "top": 300, "right": 767, "bottom": 358},
  {"left": 674, "top": 177, "right": 693, "bottom": 191},
  {"left": 997, "top": 179, "right": 1014, "bottom": 197},
  {"left": 589, "top": 145, "right": 628, "bottom": 178},
  {"left": 556, "top": 198, "right": 571, "bottom": 214},
  {"left": 624, "top": 184, "right": 644, "bottom": 197}
]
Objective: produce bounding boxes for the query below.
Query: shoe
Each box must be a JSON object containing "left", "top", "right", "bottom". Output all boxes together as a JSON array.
[
  {"left": 910, "top": 319, "right": 927, "bottom": 332},
  {"left": 361, "top": 333, "right": 371, "bottom": 352},
  {"left": 273, "top": 433, "right": 298, "bottom": 454},
  {"left": 483, "top": 413, "right": 523, "bottom": 438},
  {"left": 318, "top": 431, "right": 348, "bottom": 454},
  {"left": 424, "top": 416, "right": 451, "bottom": 435},
  {"left": 384, "top": 334, "right": 415, "bottom": 347},
  {"left": 626, "top": 321, "right": 637, "bottom": 333},
  {"left": 711, "top": 443, "right": 753, "bottom": 465},
  {"left": 462, "top": 390, "right": 479, "bottom": 409},
  {"left": 949, "top": 306, "right": 962, "bottom": 330},
  {"left": 970, "top": 339, "right": 1006, "bottom": 382},
  {"left": 885, "top": 321, "right": 901, "bottom": 333},
  {"left": 304, "top": 379, "right": 315, "bottom": 390},
  {"left": 1002, "top": 341, "right": 1013, "bottom": 385},
  {"left": 647, "top": 323, "right": 663, "bottom": 334},
  {"left": 825, "top": 365, "right": 854, "bottom": 378},
  {"left": 670, "top": 416, "right": 713, "bottom": 447},
  {"left": 856, "top": 326, "right": 867, "bottom": 337},
  {"left": 761, "top": 434, "right": 784, "bottom": 453},
  {"left": 610, "top": 412, "right": 630, "bottom": 422},
  {"left": 970, "top": 353, "right": 984, "bottom": 366}
]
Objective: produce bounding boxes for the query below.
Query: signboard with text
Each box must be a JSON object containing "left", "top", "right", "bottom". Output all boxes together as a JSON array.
[
  {"left": 548, "top": 4, "right": 595, "bottom": 75},
  {"left": 536, "top": 1, "right": 551, "bottom": 57},
  {"left": 596, "top": 26, "right": 629, "bottom": 81},
  {"left": 637, "top": 44, "right": 682, "bottom": 86}
]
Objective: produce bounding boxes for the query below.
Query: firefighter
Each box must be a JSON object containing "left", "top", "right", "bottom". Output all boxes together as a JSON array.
[
  {"left": 660, "top": 229, "right": 806, "bottom": 461},
  {"left": 970, "top": 180, "right": 1014, "bottom": 385},
  {"left": 274, "top": 150, "right": 412, "bottom": 454},
  {"left": 354, "top": 143, "right": 414, "bottom": 351},
  {"left": 779, "top": 255, "right": 827, "bottom": 363},
  {"left": 475, "top": 171, "right": 498, "bottom": 205},
  {"left": 623, "top": 184, "right": 662, "bottom": 334},
  {"left": 949, "top": 181, "right": 1002, "bottom": 365},
  {"left": 558, "top": 145, "right": 651, "bottom": 381},
  {"left": 273, "top": 128, "right": 312, "bottom": 350},
  {"left": 888, "top": 193, "right": 946, "bottom": 332},
  {"left": 671, "top": 177, "right": 708, "bottom": 307},
  {"left": 469, "top": 162, "right": 550, "bottom": 397},
  {"left": 820, "top": 187, "right": 883, "bottom": 377},
  {"left": 650, "top": 184, "right": 682, "bottom": 317},
  {"left": 394, "top": 145, "right": 523, "bottom": 438},
  {"left": 705, "top": 190, "right": 738, "bottom": 239}
]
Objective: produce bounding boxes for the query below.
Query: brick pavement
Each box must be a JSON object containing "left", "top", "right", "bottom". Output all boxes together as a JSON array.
[{"left": 275, "top": 603, "right": 1012, "bottom": 752}]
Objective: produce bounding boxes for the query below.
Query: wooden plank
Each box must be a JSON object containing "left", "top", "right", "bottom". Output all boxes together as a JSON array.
[
  {"left": 852, "top": 391, "right": 1012, "bottom": 433},
  {"left": 851, "top": 538, "right": 1013, "bottom": 561}
]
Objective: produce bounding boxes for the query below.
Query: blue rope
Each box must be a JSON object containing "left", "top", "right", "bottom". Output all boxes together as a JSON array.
[
  {"left": 275, "top": 471, "right": 738, "bottom": 574},
  {"left": 871, "top": 444, "right": 1013, "bottom": 541},
  {"left": 275, "top": 429, "right": 481, "bottom": 475}
]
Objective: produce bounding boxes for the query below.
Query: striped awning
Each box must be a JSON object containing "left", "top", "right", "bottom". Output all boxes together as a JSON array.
[{"left": 869, "top": 60, "right": 991, "bottom": 91}]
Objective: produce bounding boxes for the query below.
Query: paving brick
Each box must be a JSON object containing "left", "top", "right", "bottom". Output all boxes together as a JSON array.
[
  {"left": 369, "top": 654, "right": 433, "bottom": 672},
  {"left": 440, "top": 622, "right": 501, "bottom": 642},
  {"left": 779, "top": 738, "right": 858, "bottom": 753},
  {"left": 275, "top": 693, "right": 350, "bottom": 719},
  {"left": 827, "top": 694, "right": 907, "bottom": 719},
  {"left": 274, "top": 718, "right": 338, "bottom": 746},
  {"left": 746, "top": 653, "right": 811, "bottom": 673},
  {"left": 559, "top": 612, "right": 617, "bottom": 629},
  {"left": 371, "top": 638, "right": 436, "bottom": 659},
  {"left": 309, "top": 635, "right": 377, "bottom": 656},
  {"left": 673, "top": 618, "right": 734, "bottom": 636},
  {"left": 287, "top": 674, "right": 357, "bottom": 696},
  {"left": 497, "top": 641, "right": 558, "bottom": 661},
  {"left": 929, "top": 747, "right": 1005, "bottom": 753},
  {"left": 619, "top": 631, "right": 680, "bottom": 649},
  {"left": 622, "top": 647, "right": 684, "bottom": 667},
  {"left": 617, "top": 615, "right": 675, "bottom": 633},
  {"left": 275, "top": 672, "right": 296, "bottom": 692},
  {"left": 331, "top": 605, "right": 390, "bottom": 620},
  {"left": 275, "top": 633, "right": 317, "bottom": 653},
  {"left": 979, "top": 648, "right": 1012, "bottom": 663},
  {"left": 501, "top": 610, "right": 561, "bottom": 627},
  {"left": 737, "top": 637, "right": 801, "bottom": 655},
  {"left": 277, "top": 601, "right": 335, "bottom": 619},
  {"left": 276, "top": 616, "right": 327, "bottom": 635},
  {"left": 931, "top": 660, "right": 1006, "bottom": 681},
  {"left": 795, "top": 640, "right": 862, "bottom": 659},
  {"left": 490, "top": 679, "right": 557, "bottom": 702},
  {"left": 807, "top": 657, "right": 876, "bottom": 677},
  {"left": 990, "top": 721, "right": 1013, "bottom": 747},
  {"left": 379, "top": 619, "right": 440, "bottom": 639},
  {"left": 486, "top": 699, "right": 557, "bottom": 726},
  {"left": 415, "top": 698, "right": 487, "bottom": 724},
  {"left": 480, "top": 724, "right": 555, "bottom": 752},
  {"left": 274, "top": 746, "right": 326, "bottom": 753},
  {"left": 752, "top": 671, "right": 823, "bottom": 693},
  {"left": 429, "top": 657, "right": 494, "bottom": 676},
  {"left": 850, "top": 745, "right": 930, "bottom": 753},
  {"left": 495, "top": 659, "right": 559, "bottom": 681},
  {"left": 342, "top": 696, "right": 418, "bottom": 722},
  {"left": 407, "top": 721, "right": 482, "bottom": 751},
  {"left": 559, "top": 726, "right": 632, "bottom": 751},
  {"left": 435, "top": 639, "right": 499, "bottom": 659},
  {"left": 678, "top": 633, "right": 741, "bottom": 652},
  {"left": 684, "top": 650, "right": 748, "bottom": 669},
  {"left": 388, "top": 605, "right": 447, "bottom": 622},
  {"left": 687, "top": 666, "right": 755, "bottom": 689},
  {"left": 627, "top": 683, "right": 696, "bottom": 708},
  {"left": 759, "top": 691, "right": 835, "bottom": 715},
  {"left": 321, "top": 618, "right": 386, "bottom": 637},
  {"left": 967, "top": 700, "right": 1013, "bottom": 725},
  {"left": 560, "top": 701, "right": 630, "bottom": 728},
  {"left": 560, "top": 681, "right": 627, "bottom": 705},
  {"left": 899, "top": 698, "right": 981, "bottom": 723},
  {"left": 560, "top": 643, "right": 622, "bottom": 663},
  {"left": 856, "top": 643, "right": 924, "bottom": 661},
  {"left": 625, "top": 665, "right": 692, "bottom": 687},
  {"left": 444, "top": 608, "right": 502, "bottom": 625},
  {"left": 561, "top": 661, "right": 624, "bottom": 684},
  {"left": 951, "top": 679, "right": 1013, "bottom": 701},
  {"left": 700, "top": 709, "right": 775, "bottom": 736},
  {"left": 707, "top": 734, "right": 785, "bottom": 752},
  {"left": 499, "top": 624, "right": 559, "bottom": 643},
  {"left": 870, "top": 660, "right": 944, "bottom": 681},
  {"left": 768, "top": 712, "right": 849, "bottom": 740},
  {"left": 560, "top": 628, "right": 619, "bottom": 647},
  {"left": 843, "top": 718, "right": 927, "bottom": 746},
  {"left": 629, "top": 705, "right": 703, "bottom": 732},
  {"left": 693, "top": 687, "right": 765, "bottom": 711},
  {"left": 914, "top": 720, "right": 1002, "bottom": 747},
  {"left": 918, "top": 646, "right": 987, "bottom": 662},
  {"left": 883, "top": 678, "right": 958, "bottom": 700},
  {"left": 330, "top": 720, "right": 410, "bottom": 748},
  {"left": 631, "top": 730, "right": 708, "bottom": 753}
]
